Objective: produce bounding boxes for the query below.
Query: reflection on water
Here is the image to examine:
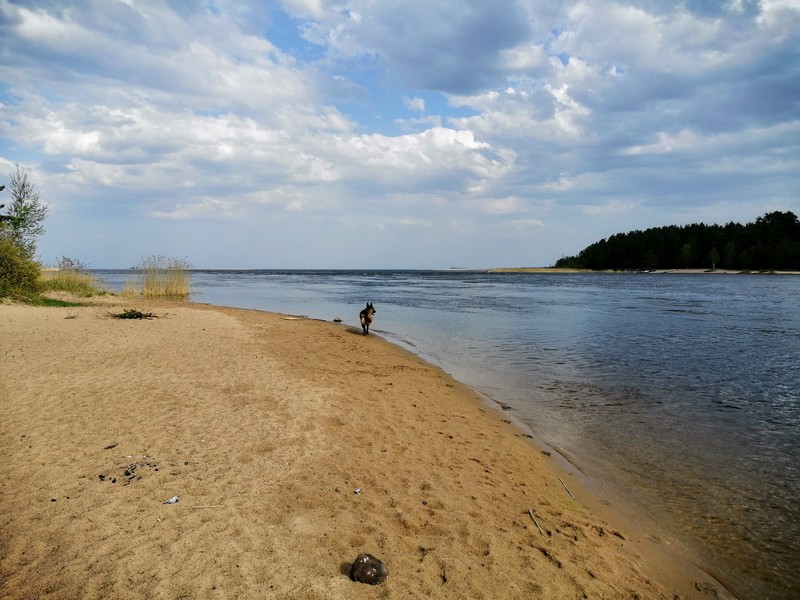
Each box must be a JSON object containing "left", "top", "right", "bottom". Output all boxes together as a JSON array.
[{"left": 95, "top": 270, "right": 800, "bottom": 599}]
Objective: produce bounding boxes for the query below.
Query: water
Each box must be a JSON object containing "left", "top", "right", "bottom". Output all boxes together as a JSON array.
[{"left": 95, "top": 270, "right": 800, "bottom": 599}]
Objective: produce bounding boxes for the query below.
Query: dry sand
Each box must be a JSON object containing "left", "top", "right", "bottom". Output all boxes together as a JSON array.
[{"left": 1, "top": 298, "right": 734, "bottom": 599}]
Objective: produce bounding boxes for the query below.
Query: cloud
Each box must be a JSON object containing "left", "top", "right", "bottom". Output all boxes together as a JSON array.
[
  {"left": 396, "top": 216, "right": 432, "bottom": 227},
  {"left": 580, "top": 199, "right": 640, "bottom": 217},
  {"left": 290, "top": 0, "right": 532, "bottom": 93},
  {"left": 503, "top": 217, "right": 545, "bottom": 230},
  {"left": 403, "top": 96, "right": 426, "bottom": 112},
  {"left": 0, "top": 0, "right": 797, "bottom": 268},
  {"left": 151, "top": 197, "right": 246, "bottom": 221},
  {"left": 482, "top": 197, "right": 526, "bottom": 214},
  {"left": 623, "top": 129, "right": 700, "bottom": 155},
  {"left": 394, "top": 114, "right": 443, "bottom": 131},
  {"left": 280, "top": 0, "right": 327, "bottom": 20}
]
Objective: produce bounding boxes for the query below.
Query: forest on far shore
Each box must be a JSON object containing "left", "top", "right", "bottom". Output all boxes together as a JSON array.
[{"left": 555, "top": 211, "right": 800, "bottom": 271}]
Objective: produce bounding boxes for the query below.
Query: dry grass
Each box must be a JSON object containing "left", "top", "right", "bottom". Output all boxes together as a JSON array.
[
  {"left": 125, "top": 255, "right": 192, "bottom": 299},
  {"left": 39, "top": 267, "right": 105, "bottom": 297}
]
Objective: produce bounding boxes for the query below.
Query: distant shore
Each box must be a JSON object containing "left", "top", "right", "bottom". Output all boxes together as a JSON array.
[
  {"left": 485, "top": 267, "right": 800, "bottom": 275},
  {"left": 0, "top": 296, "right": 735, "bottom": 599}
]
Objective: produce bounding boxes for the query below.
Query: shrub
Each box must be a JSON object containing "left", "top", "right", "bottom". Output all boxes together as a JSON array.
[{"left": 0, "top": 236, "right": 40, "bottom": 297}]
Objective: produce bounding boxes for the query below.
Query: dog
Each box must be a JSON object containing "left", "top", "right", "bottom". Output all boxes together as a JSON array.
[{"left": 359, "top": 302, "right": 376, "bottom": 335}]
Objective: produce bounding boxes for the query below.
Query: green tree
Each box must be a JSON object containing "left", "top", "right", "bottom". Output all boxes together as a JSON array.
[
  {"left": 722, "top": 240, "right": 736, "bottom": 269},
  {"left": 0, "top": 165, "right": 48, "bottom": 259},
  {"left": 679, "top": 243, "right": 694, "bottom": 267},
  {"left": 552, "top": 211, "right": 799, "bottom": 271},
  {"left": 709, "top": 247, "right": 720, "bottom": 270},
  {"left": 644, "top": 249, "right": 659, "bottom": 268}
]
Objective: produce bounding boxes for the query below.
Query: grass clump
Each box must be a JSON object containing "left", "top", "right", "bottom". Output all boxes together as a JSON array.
[
  {"left": 125, "top": 255, "right": 192, "bottom": 299},
  {"left": 39, "top": 257, "right": 105, "bottom": 297}
]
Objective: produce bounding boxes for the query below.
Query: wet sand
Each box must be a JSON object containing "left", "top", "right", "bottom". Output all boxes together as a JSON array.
[{"left": 0, "top": 298, "right": 733, "bottom": 599}]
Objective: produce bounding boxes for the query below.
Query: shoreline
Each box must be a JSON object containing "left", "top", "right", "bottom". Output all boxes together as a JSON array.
[
  {"left": 1, "top": 296, "right": 735, "bottom": 599},
  {"left": 486, "top": 267, "right": 800, "bottom": 275},
  {"left": 82, "top": 267, "right": 800, "bottom": 274},
  {"left": 452, "top": 383, "right": 737, "bottom": 600}
]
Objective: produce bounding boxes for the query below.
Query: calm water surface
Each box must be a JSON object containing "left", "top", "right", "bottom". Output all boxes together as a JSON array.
[{"left": 95, "top": 270, "right": 800, "bottom": 599}]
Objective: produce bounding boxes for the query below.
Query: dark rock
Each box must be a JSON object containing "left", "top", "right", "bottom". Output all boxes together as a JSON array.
[{"left": 350, "top": 553, "right": 388, "bottom": 585}]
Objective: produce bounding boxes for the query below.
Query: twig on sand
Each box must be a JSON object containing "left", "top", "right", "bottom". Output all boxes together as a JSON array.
[
  {"left": 187, "top": 505, "right": 225, "bottom": 509},
  {"left": 528, "top": 508, "right": 544, "bottom": 535},
  {"left": 559, "top": 478, "right": 576, "bottom": 500}
]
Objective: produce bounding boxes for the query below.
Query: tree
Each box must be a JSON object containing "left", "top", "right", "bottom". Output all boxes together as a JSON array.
[
  {"left": 553, "top": 211, "right": 799, "bottom": 270},
  {"left": 0, "top": 165, "right": 48, "bottom": 259},
  {"left": 709, "top": 247, "right": 720, "bottom": 270},
  {"left": 679, "top": 243, "right": 694, "bottom": 267},
  {"left": 722, "top": 240, "right": 736, "bottom": 269}
]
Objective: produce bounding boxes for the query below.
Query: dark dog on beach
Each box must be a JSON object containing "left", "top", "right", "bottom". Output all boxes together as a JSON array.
[{"left": 359, "top": 303, "right": 376, "bottom": 335}]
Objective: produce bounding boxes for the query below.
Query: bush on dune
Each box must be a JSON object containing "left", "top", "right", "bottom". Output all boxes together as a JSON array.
[{"left": 0, "top": 236, "right": 40, "bottom": 298}]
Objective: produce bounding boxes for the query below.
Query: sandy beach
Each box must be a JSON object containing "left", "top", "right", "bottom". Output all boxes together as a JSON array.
[{"left": 1, "top": 298, "right": 733, "bottom": 599}]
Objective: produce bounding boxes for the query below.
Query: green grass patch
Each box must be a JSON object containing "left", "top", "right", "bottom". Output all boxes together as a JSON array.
[
  {"left": 0, "top": 289, "right": 85, "bottom": 307},
  {"left": 36, "top": 296, "right": 86, "bottom": 307}
]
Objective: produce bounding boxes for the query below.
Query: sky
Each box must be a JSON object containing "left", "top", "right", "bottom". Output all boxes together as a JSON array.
[{"left": 1, "top": 0, "right": 798, "bottom": 269}]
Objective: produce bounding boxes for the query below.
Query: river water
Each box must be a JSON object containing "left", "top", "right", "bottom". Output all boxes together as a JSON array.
[{"left": 93, "top": 270, "right": 800, "bottom": 599}]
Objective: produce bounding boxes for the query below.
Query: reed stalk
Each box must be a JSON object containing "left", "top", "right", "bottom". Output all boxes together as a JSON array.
[{"left": 125, "top": 255, "right": 192, "bottom": 299}]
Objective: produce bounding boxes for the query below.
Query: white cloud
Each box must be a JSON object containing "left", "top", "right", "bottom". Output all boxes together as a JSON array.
[
  {"left": 403, "top": 96, "right": 426, "bottom": 112},
  {"left": 151, "top": 197, "right": 245, "bottom": 221},
  {"left": 279, "top": 0, "right": 328, "bottom": 20},
  {"left": 396, "top": 217, "right": 432, "bottom": 227},
  {"left": 541, "top": 175, "right": 576, "bottom": 192},
  {"left": 482, "top": 197, "right": 525, "bottom": 214},
  {"left": 503, "top": 217, "right": 544, "bottom": 229},
  {"left": 623, "top": 129, "right": 699, "bottom": 155},
  {"left": 319, "top": 127, "right": 512, "bottom": 191},
  {"left": 0, "top": 0, "right": 797, "bottom": 268},
  {"left": 394, "top": 115, "right": 443, "bottom": 131},
  {"left": 580, "top": 199, "right": 640, "bottom": 216},
  {"left": 289, "top": 0, "right": 532, "bottom": 93},
  {"left": 500, "top": 43, "right": 548, "bottom": 72},
  {"left": 758, "top": 0, "right": 800, "bottom": 32}
]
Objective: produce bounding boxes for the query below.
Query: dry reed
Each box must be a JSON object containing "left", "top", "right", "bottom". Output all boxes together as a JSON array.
[
  {"left": 125, "top": 255, "right": 192, "bottom": 298},
  {"left": 39, "top": 259, "right": 105, "bottom": 297}
]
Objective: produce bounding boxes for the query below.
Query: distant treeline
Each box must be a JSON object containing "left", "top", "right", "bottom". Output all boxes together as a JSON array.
[{"left": 555, "top": 211, "right": 800, "bottom": 271}]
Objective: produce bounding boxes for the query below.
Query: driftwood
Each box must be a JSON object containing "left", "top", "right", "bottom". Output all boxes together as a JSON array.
[
  {"left": 528, "top": 508, "right": 544, "bottom": 535},
  {"left": 559, "top": 478, "right": 576, "bottom": 500},
  {"left": 112, "top": 309, "right": 156, "bottom": 320}
]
